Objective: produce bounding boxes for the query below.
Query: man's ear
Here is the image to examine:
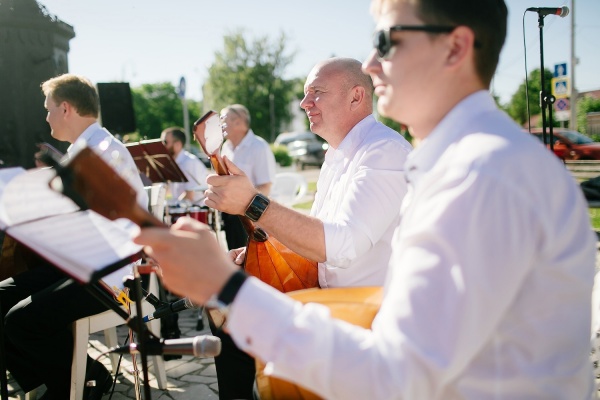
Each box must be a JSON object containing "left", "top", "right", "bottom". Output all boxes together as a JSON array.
[
  {"left": 445, "top": 26, "right": 475, "bottom": 67},
  {"left": 350, "top": 85, "right": 365, "bottom": 110},
  {"left": 62, "top": 101, "right": 73, "bottom": 117}
]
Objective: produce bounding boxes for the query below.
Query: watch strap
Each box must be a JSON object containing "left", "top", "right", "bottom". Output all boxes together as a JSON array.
[{"left": 217, "top": 270, "right": 248, "bottom": 306}]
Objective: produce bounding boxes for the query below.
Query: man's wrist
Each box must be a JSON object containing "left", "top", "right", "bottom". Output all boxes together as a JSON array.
[
  {"left": 244, "top": 193, "right": 270, "bottom": 222},
  {"left": 217, "top": 270, "right": 248, "bottom": 306}
]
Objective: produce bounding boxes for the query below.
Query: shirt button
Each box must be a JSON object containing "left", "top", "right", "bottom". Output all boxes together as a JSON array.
[{"left": 246, "top": 337, "right": 252, "bottom": 346}]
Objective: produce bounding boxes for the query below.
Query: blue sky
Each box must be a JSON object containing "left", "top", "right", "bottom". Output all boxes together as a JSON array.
[{"left": 38, "top": 0, "right": 599, "bottom": 106}]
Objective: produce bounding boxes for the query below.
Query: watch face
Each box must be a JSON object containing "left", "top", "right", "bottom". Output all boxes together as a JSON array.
[{"left": 246, "top": 194, "right": 270, "bottom": 221}]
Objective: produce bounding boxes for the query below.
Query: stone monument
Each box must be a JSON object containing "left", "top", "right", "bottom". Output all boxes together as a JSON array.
[{"left": 0, "top": 0, "right": 75, "bottom": 168}]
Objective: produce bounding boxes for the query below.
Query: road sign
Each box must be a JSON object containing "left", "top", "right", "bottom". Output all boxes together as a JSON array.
[
  {"left": 555, "top": 98, "right": 570, "bottom": 111},
  {"left": 554, "top": 63, "right": 567, "bottom": 78},
  {"left": 177, "top": 76, "right": 186, "bottom": 99},
  {"left": 551, "top": 77, "right": 569, "bottom": 99},
  {"left": 555, "top": 110, "right": 570, "bottom": 122}
]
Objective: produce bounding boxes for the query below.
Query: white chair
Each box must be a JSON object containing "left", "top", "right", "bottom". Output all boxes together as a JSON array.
[{"left": 270, "top": 172, "right": 308, "bottom": 207}]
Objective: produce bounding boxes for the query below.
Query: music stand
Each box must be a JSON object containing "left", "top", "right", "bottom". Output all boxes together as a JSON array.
[{"left": 126, "top": 139, "right": 187, "bottom": 184}]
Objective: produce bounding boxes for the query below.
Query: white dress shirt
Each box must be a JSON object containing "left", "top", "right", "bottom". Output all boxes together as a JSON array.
[
  {"left": 169, "top": 150, "right": 208, "bottom": 202},
  {"left": 221, "top": 129, "right": 276, "bottom": 187},
  {"left": 311, "top": 114, "right": 412, "bottom": 287},
  {"left": 67, "top": 123, "right": 147, "bottom": 209},
  {"left": 227, "top": 91, "right": 597, "bottom": 399}
]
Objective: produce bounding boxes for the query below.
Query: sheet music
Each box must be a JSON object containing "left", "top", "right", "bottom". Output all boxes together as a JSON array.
[
  {"left": 0, "top": 167, "right": 79, "bottom": 228},
  {"left": 6, "top": 210, "right": 142, "bottom": 283},
  {"left": 0, "top": 167, "right": 142, "bottom": 283}
]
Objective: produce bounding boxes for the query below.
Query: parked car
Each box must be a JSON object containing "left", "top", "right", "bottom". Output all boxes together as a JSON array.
[
  {"left": 274, "top": 131, "right": 328, "bottom": 169},
  {"left": 529, "top": 128, "right": 600, "bottom": 160}
]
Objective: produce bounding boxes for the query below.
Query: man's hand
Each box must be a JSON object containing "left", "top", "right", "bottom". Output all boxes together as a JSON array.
[
  {"left": 204, "top": 156, "right": 258, "bottom": 215},
  {"left": 134, "top": 217, "right": 237, "bottom": 305},
  {"left": 228, "top": 247, "right": 246, "bottom": 265}
]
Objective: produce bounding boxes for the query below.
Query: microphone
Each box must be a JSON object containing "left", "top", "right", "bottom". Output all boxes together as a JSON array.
[
  {"left": 110, "top": 335, "right": 221, "bottom": 358},
  {"left": 526, "top": 6, "right": 569, "bottom": 17},
  {"left": 143, "top": 297, "right": 197, "bottom": 322}
]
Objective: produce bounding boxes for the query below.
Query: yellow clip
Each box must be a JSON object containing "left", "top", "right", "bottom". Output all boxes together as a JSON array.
[{"left": 113, "top": 286, "right": 132, "bottom": 310}]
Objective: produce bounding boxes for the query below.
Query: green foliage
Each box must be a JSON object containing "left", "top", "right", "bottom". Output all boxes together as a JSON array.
[
  {"left": 270, "top": 144, "right": 292, "bottom": 167},
  {"left": 577, "top": 96, "right": 600, "bottom": 135},
  {"left": 507, "top": 68, "right": 556, "bottom": 126},
  {"left": 203, "top": 30, "right": 297, "bottom": 143},
  {"left": 589, "top": 208, "right": 600, "bottom": 231},
  {"left": 131, "top": 82, "right": 202, "bottom": 140},
  {"left": 375, "top": 111, "right": 413, "bottom": 144}
]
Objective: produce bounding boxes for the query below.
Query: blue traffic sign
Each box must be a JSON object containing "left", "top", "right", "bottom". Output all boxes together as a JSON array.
[
  {"left": 554, "top": 63, "right": 567, "bottom": 78},
  {"left": 555, "top": 98, "right": 570, "bottom": 111},
  {"left": 177, "top": 76, "right": 186, "bottom": 99}
]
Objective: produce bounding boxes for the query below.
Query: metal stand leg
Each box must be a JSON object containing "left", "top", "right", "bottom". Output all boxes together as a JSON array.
[{"left": 0, "top": 301, "right": 8, "bottom": 400}]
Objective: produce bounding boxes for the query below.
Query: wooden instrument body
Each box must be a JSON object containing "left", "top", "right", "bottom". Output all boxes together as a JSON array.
[{"left": 255, "top": 286, "right": 383, "bottom": 400}]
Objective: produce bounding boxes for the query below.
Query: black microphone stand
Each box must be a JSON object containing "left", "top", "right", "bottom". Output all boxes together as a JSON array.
[
  {"left": 536, "top": 12, "right": 556, "bottom": 154},
  {"left": 0, "top": 301, "right": 8, "bottom": 400}
]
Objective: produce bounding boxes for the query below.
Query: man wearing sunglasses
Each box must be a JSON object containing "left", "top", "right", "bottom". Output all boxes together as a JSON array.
[{"left": 135, "top": 0, "right": 596, "bottom": 398}]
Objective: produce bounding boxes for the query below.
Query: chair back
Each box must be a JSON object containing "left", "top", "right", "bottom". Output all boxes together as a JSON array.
[
  {"left": 270, "top": 172, "right": 308, "bottom": 207},
  {"left": 145, "top": 183, "right": 167, "bottom": 220}
]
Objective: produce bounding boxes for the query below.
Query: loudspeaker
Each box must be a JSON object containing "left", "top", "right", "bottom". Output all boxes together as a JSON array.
[{"left": 96, "top": 82, "right": 136, "bottom": 134}]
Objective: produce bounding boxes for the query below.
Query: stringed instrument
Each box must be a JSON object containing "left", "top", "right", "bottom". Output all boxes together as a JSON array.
[{"left": 193, "top": 111, "right": 319, "bottom": 292}]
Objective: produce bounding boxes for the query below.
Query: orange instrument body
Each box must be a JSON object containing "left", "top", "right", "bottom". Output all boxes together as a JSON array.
[{"left": 255, "top": 286, "right": 383, "bottom": 400}]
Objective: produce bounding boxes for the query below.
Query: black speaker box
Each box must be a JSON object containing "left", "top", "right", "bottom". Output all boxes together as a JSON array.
[{"left": 96, "top": 82, "right": 136, "bottom": 134}]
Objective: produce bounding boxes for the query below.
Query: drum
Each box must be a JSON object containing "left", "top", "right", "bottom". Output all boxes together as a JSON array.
[
  {"left": 187, "top": 206, "right": 210, "bottom": 225},
  {"left": 165, "top": 206, "right": 188, "bottom": 225}
]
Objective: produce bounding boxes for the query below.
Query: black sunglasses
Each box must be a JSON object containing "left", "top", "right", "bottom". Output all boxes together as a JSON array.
[{"left": 373, "top": 25, "right": 456, "bottom": 60}]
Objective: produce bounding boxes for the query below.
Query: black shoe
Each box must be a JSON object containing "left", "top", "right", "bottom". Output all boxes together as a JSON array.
[{"left": 83, "top": 360, "right": 113, "bottom": 400}]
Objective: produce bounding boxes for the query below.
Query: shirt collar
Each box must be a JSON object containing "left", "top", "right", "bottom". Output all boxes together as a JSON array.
[
  {"left": 240, "top": 129, "right": 257, "bottom": 147},
  {"left": 67, "top": 122, "right": 101, "bottom": 156},
  {"left": 404, "top": 91, "right": 496, "bottom": 185},
  {"left": 325, "top": 114, "right": 375, "bottom": 165}
]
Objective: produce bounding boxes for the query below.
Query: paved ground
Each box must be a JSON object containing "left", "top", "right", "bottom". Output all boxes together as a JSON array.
[{"left": 6, "top": 308, "right": 219, "bottom": 399}]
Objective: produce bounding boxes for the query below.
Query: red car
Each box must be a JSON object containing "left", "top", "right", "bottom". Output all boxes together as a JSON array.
[{"left": 529, "top": 128, "right": 600, "bottom": 160}]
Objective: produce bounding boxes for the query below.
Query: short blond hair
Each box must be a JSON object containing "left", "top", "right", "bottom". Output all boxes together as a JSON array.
[{"left": 41, "top": 73, "right": 99, "bottom": 118}]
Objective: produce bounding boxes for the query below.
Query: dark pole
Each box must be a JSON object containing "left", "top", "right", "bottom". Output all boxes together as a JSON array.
[
  {"left": 537, "top": 13, "right": 556, "bottom": 153},
  {"left": 0, "top": 301, "right": 8, "bottom": 399}
]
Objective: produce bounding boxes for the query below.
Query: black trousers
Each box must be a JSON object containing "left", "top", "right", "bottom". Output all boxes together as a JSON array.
[
  {"left": 209, "top": 316, "right": 256, "bottom": 400},
  {"left": 222, "top": 213, "right": 249, "bottom": 250},
  {"left": 0, "top": 265, "right": 108, "bottom": 396}
]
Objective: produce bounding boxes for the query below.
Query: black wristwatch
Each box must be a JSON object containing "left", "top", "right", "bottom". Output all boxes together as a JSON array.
[{"left": 244, "top": 193, "right": 270, "bottom": 222}]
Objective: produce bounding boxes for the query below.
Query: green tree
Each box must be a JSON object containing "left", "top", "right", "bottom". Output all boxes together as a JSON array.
[
  {"left": 203, "top": 30, "right": 296, "bottom": 142},
  {"left": 507, "top": 68, "right": 555, "bottom": 126},
  {"left": 577, "top": 96, "right": 600, "bottom": 136},
  {"left": 131, "top": 82, "right": 201, "bottom": 140}
]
